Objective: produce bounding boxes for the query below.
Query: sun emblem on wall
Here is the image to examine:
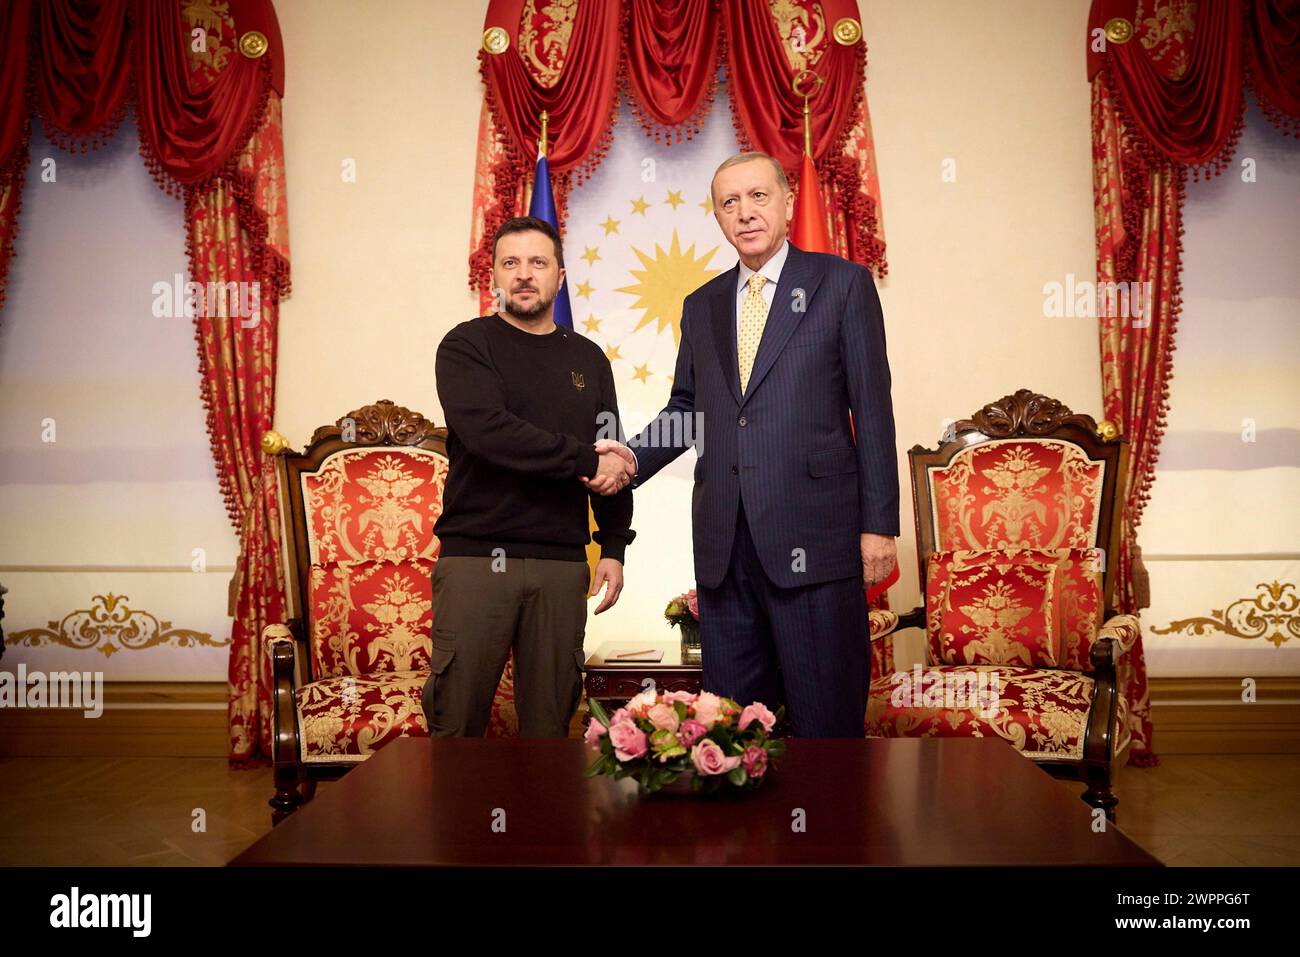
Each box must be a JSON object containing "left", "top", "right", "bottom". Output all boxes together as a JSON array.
[{"left": 615, "top": 230, "right": 720, "bottom": 346}]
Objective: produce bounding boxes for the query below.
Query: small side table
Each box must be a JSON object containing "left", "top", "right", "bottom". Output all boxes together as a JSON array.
[{"left": 583, "top": 641, "right": 702, "bottom": 713}]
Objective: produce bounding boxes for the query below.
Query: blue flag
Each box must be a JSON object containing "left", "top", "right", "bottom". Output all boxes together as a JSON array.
[{"left": 527, "top": 153, "right": 573, "bottom": 330}]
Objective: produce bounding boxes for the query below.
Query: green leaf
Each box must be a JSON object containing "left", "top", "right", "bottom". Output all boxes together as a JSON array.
[
  {"left": 727, "top": 767, "right": 748, "bottom": 787},
  {"left": 587, "top": 696, "right": 612, "bottom": 727}
]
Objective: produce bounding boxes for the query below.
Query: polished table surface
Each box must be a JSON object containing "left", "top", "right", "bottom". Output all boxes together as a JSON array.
[{"left": 230, "top": 737, "right": 1162, "bottom": 866}]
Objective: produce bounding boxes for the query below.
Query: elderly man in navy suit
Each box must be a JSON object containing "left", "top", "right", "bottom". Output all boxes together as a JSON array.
[{"left": 590, "top": 151, "right": 899, "bottom": 737}]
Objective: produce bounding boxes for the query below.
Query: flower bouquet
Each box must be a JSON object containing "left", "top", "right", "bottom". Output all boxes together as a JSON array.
[
  {"left": 665, "top": 588, "right": 701, "bottom": 664},
  {"left": 584, "top": 688, "right": 786, "bottom": 795}
]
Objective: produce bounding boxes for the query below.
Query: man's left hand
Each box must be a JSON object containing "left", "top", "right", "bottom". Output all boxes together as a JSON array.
[
  {"left": 860, "top": 533, "right": 897, "bottom": 588},
  {"left": 589, "top": 558, "right": 624, "bottom": 614}
]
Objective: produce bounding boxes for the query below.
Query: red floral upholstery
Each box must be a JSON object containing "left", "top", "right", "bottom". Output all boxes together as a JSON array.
[
  {"left": 308, "top": 559, "right": 434, "bottom": 677},
  {"left": 865, "top": 665, "right": 1131, "bottom": 762},
  {"left": 925, "top": 548, "right": 1106, "bottom": 669},
  {"left": 927, "top": 439, "right": 1105, "bottom": 552},
  {"left": 928, "top": 551, "right": 1059, "bottom": 667},
  {"left": 296, "top": 445, "right": 516, "bottom": 738},
  {"left": 301, "top": 448, "right": 444, "bottom": 678},
  {"left": 297, "top": 671, "right": 428, "bottom": 763},
  {"left": 296, "top": 658, "right": 519, "bottom": 762}
]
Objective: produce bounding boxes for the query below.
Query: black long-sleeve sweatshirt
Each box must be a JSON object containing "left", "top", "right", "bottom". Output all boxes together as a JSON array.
[{"left": 433, "top": 314, "right": 635, "bottom": 563}]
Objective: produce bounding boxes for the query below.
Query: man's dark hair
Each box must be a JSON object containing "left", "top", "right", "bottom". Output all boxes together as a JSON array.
[{"left": 492, "top": 215, "right": 565, "bottom": 269}]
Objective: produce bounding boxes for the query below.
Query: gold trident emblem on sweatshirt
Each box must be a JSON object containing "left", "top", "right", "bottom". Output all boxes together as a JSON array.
[{"left": 571, "top": 371, "right": 585, "bottom": 390}]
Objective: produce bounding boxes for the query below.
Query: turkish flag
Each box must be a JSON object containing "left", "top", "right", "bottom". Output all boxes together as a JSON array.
[{"left": 790, "top": 151, "right": 831, "bottom": 253}]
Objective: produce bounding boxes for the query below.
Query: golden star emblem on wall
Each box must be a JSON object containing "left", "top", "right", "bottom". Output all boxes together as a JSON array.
[
  {"left": 605, "top": 344, "right": 622, "bottom": 362},
  {"left": 575, "top": 280, "right": 594, "bottom": 300},
  {"left": 581, "top": 245, "right": 601, "bottom": 266},
  {"left": 583, "top": 314, "right": 602, "bottom": 334},
  {"left": 616, "top": 229, "right": 721, "bottom": 345},
  {"left": 664, "top": 190, "right": 684, "bottom": 210},
  {"left": 699, "top": 194, "right": 714, "bottom": 215},
  {"left": 633, "top": 363, "right": 652, "bottom": 383},
  {"left": 600, "top": 215, "right": 620, "bottom": 235},
  {"left": 629, "top": 196, "right": 650, "bottom": 216}
]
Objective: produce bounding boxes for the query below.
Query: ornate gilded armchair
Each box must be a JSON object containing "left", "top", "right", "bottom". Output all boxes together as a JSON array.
[
  {"left": 261, "top": 400, "right": 517, "bottom": 825},
  {"left": 866, "top": 390, "right": 1138, "bottom": 819}
]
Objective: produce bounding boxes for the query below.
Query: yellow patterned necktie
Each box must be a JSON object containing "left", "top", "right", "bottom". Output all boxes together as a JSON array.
[{"left": 738, "top": 273, "right": 769, "bottom": 394}]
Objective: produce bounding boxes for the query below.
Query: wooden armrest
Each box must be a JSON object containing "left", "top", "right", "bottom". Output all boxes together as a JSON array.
[
  {"left": 869, "top": 605, "right": 924, "bottom": 642},
  {"left": 264, "top": 620, "right": 306, "bottom": 770}
]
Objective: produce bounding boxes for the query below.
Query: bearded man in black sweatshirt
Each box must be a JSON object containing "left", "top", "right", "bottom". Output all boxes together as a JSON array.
[{"left": 423, "top": 216, "right": 636, "bottom": 738}]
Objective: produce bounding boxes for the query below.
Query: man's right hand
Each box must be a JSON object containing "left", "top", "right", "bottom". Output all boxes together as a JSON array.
[{"left": 583, "top": 443, "right": 636, "bottom": 495}]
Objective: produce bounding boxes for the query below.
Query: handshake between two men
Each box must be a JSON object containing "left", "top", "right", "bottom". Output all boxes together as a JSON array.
[{"left": 580, "top": 439, "right": 637, "bottom": 497}]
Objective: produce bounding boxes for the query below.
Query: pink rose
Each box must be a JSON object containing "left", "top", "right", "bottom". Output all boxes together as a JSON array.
[
  {"left": 738, "top": 702, "right": 776, "bottom": 733},
  {"left": 583, "top": 718, "right": 608, "bottom": 748},
  {"left": 608, "top": 720, "right": 648, "bottom": 761},
  {"left": 609, "top": 707, "right": 632, "bottom": 725},
  {"left": 686, "top": 589, "right": 699, "bottom": 619},
  {"left": 646, "top": 702, "right": 680, "bottom": 732},
  {"left": 691, "top": 738, "right": 742, "bottom": 776},
  {"left": 677, "top": 719, "right": 707, "bottom": 748},
  {"left": 625, "top": 689, "right": 658, "bottom": 717},
  {"left": 662, "top": 690, "right": 697, "bottom": 705},
  {"left": 742, "top": 745, "right": 769, "bottom": 778},
  {"left": 691, "top": 692, "right": 724, "bottom": 727}
]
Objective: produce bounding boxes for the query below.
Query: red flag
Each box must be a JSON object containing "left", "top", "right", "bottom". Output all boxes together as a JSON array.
[{"left": 790, "top": 151, "right": 831, "bottom": 252}]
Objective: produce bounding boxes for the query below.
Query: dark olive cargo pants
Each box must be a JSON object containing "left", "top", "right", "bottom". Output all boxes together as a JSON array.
[{"left": 421, "top": 555, "right": 589, "bottom": 738}]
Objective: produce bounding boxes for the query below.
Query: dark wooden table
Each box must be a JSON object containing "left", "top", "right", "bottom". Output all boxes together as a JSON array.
[{"left": 230, "top": 736, "right": 1161, "bottom": 866}]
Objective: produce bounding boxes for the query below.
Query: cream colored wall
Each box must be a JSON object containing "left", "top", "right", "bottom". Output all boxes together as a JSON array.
[
  {"left": 273, "top": 0, "right": 1101, "bottom": 655},
  {"left": 274, "top": 0, "right": 483, "bottom": 443}
]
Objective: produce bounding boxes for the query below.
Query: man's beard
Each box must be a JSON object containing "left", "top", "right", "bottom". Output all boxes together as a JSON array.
[{"left": 505, "top": 287, "right": 555, "bottom": 320}]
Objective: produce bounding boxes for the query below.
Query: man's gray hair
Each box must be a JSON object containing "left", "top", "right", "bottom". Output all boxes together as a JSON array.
[{"left": 712, "top": 152, "right": 790, "bottom": 197}]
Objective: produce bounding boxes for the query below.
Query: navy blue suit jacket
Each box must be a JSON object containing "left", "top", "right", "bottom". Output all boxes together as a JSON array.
[{"left": 628, "top": 243, "right": 899, "bottom": 590}]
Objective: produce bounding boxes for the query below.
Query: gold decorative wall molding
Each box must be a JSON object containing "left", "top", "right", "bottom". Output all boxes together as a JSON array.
[
  {"left": 8, "top": 594, "right": 226, "bottom": 657},
  {"left": 1152, "top": 581, "right": 1300, "bottom": 647}
]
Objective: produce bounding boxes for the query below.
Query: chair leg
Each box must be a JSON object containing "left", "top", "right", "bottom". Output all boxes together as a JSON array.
[
  {"left": 1080, "top": 765, "right": 1119, "bottom": 825},
  {"left": 269, "top": 765, "right": 303, "bottom": 826}
]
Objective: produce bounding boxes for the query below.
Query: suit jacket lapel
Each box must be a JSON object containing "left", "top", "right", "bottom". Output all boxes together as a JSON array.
[
  {"left": 741, "top": 243, "right": 823, "bottom": 406},
  {"left": 709, "top": 265, "right": 742, "bottom": 407}
]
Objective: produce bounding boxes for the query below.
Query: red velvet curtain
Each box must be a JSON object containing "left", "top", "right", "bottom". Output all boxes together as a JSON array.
[
  {"left": 0, "top": 0, "right": 32, "bottom": 318},
  {"left": 1247, "top": 0, "right": 1300, "bottom": 133},
  {"left": 470, "top": 0, "right": 887, "bottom": 301},
  {"left": 623, "top": 0, "right": 721, "bottom": 139},
  {"left": 1088, "top": 0, "right": 1300, "bottom": 766},
  {"left": 1092, "top": 0, "right": 1245, "bottom": 173},
  {"left": 34, "top": 0, "right": 133, "bottom": 150},
  {"left": 471, "top": 0, "right": 622, "bottom": 295},
  {"left": 0, "top": 0, "right": 290, "bottom": 766}
]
